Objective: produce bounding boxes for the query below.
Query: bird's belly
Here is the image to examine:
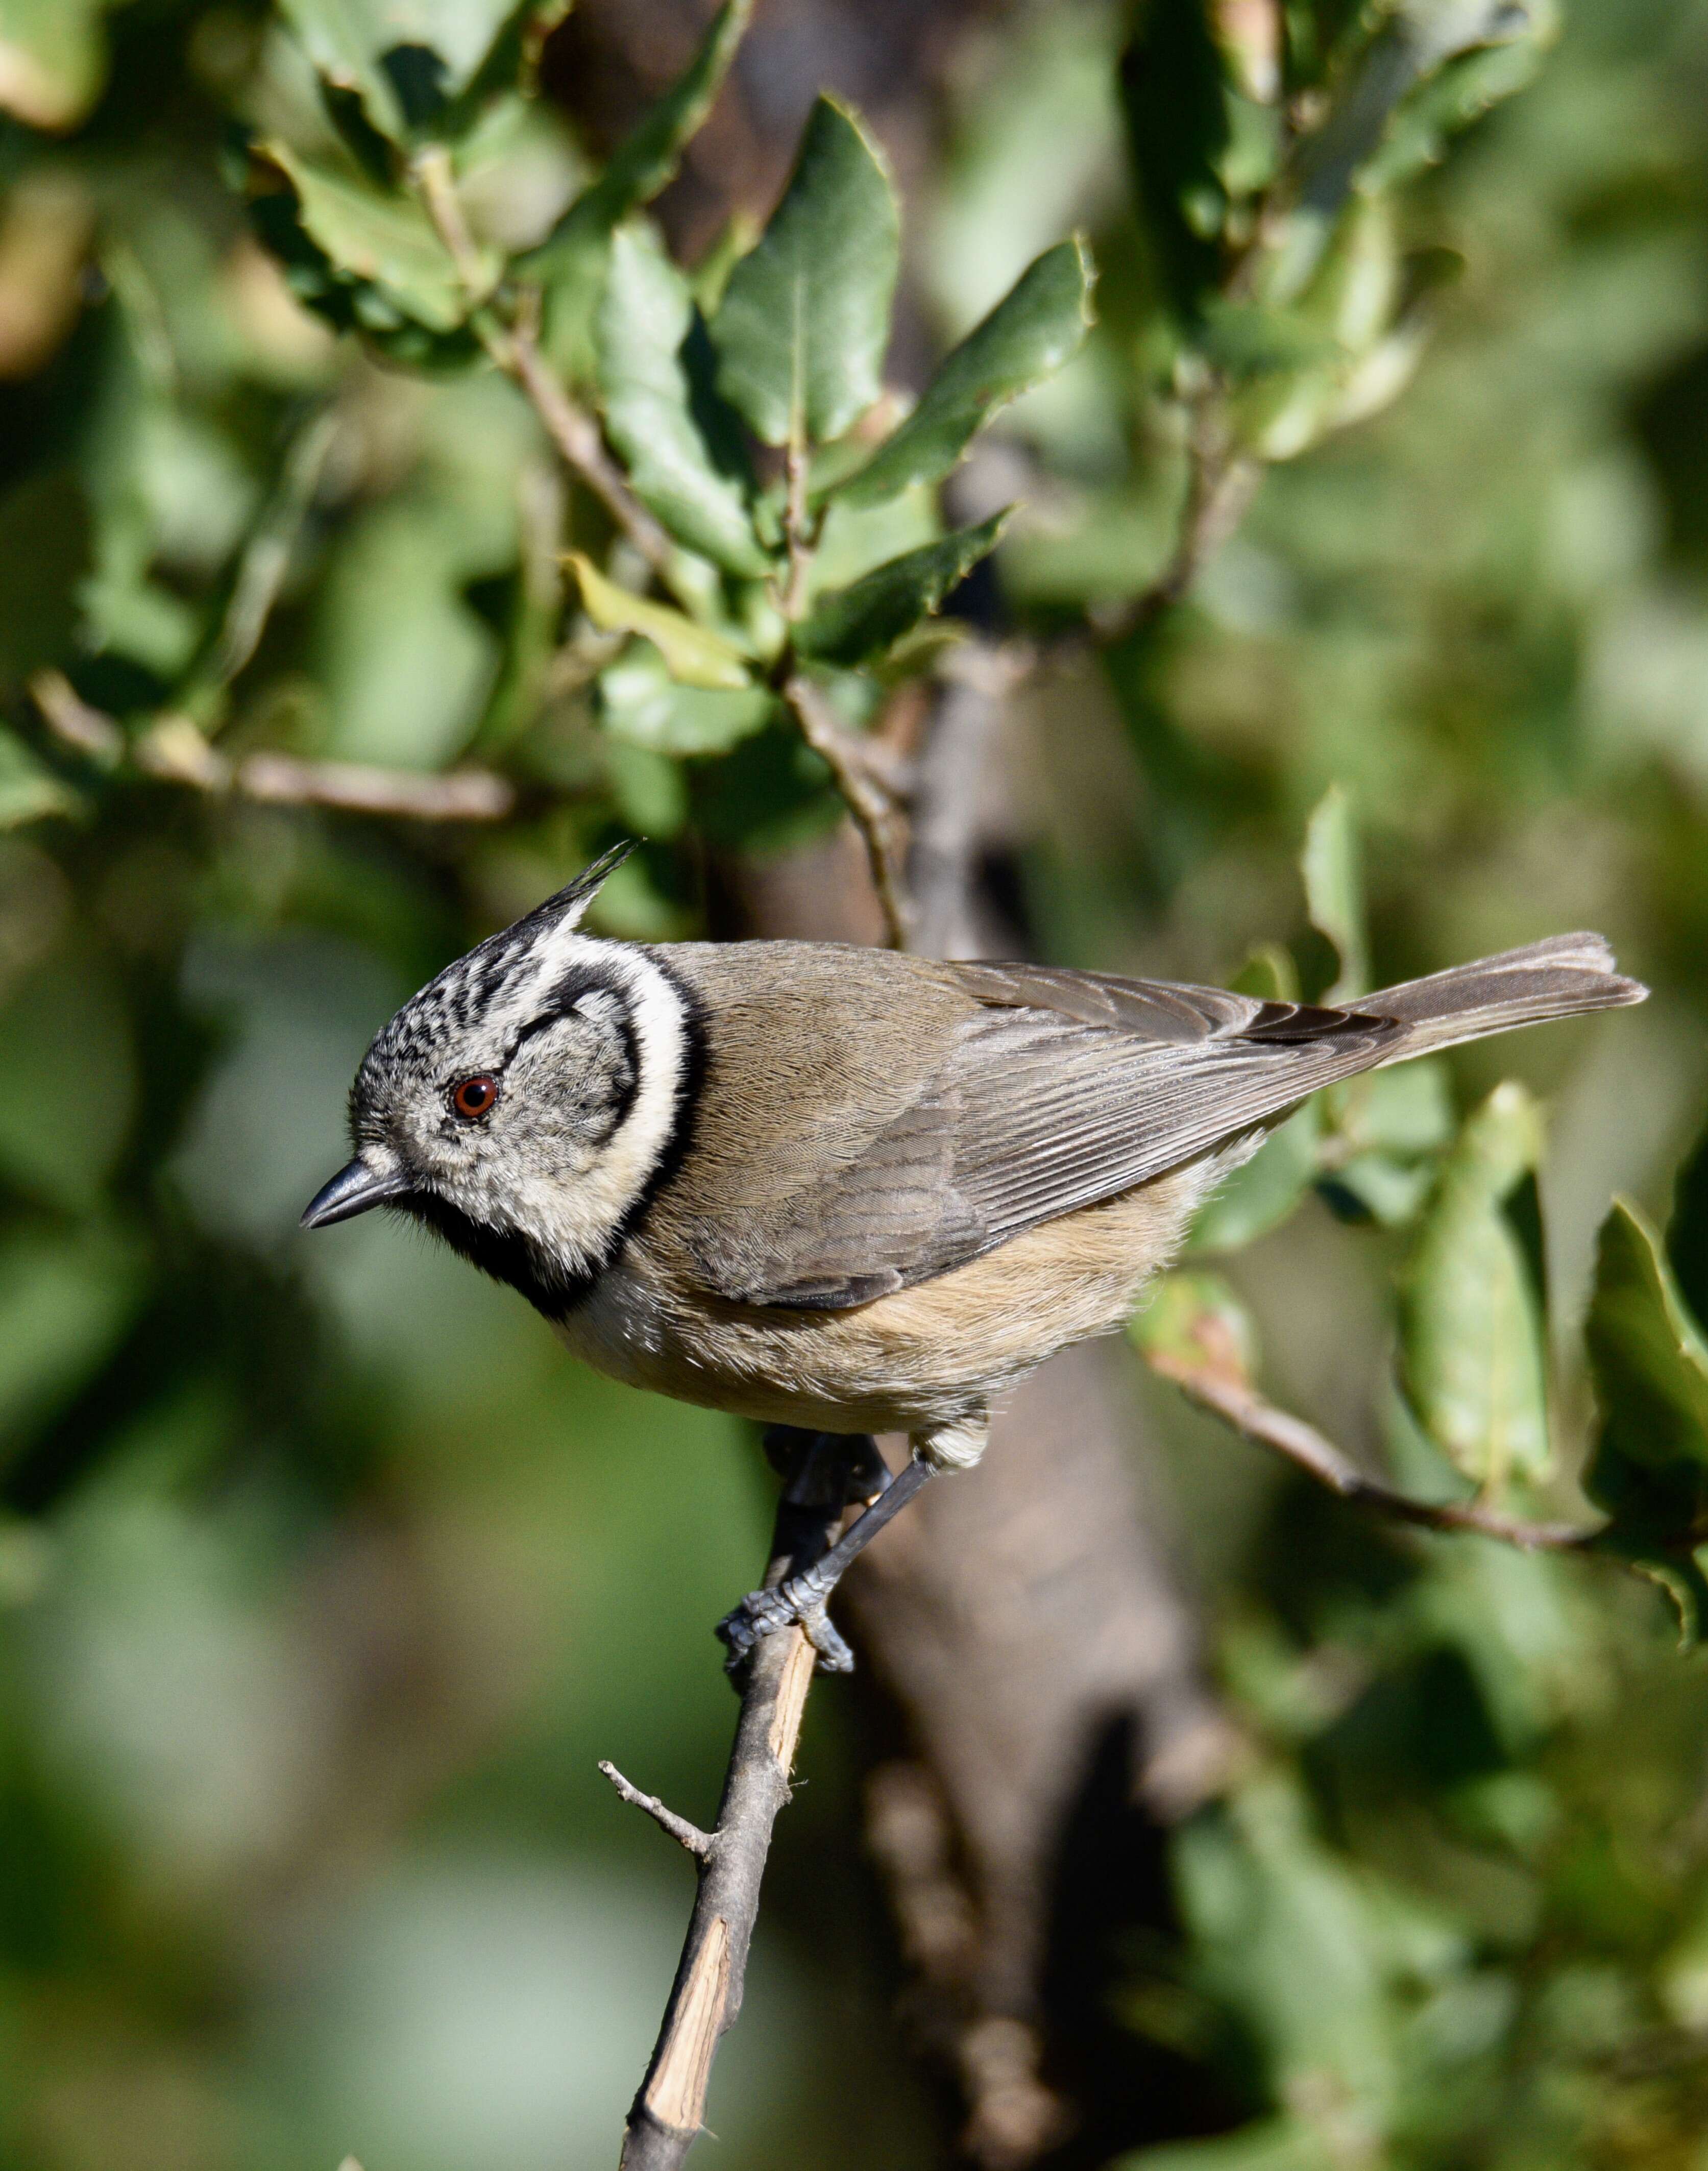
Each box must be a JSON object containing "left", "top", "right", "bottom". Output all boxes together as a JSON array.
[{"left": 552, "top": 1160, "right": 1215, "bottom": 1438}]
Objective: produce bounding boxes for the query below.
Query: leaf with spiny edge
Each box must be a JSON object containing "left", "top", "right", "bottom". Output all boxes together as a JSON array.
[
  {"left": 596, "top": 225, "right": 770, "bottom": 578},
  {"left": 710, "top": 95, "right": 901, "bottom": 449},
  {"left": 793, "top": 510, "right": 1009, "bottom": 668},
  {"left": 833, "top": 236, "right": 1096, "bottom": 507}
]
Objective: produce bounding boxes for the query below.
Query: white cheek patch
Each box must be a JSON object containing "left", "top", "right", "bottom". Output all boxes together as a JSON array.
[{"left": 485, "top": 940, "right": 691, "bottom": 1282}]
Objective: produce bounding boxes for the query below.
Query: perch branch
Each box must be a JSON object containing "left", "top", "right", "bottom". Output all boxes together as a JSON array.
[
  {"left": 783, "top": 672, "right": 910, "bottom": 950},
  {"left": 1159, "top": 1360, "right": 1598, "bottom": 1551},
  {"left": 615, "top": 1432, "right": 858, "bottom": 2169},
  {"left": 30, "top": 672, "right": 514, "bottom": 822}
]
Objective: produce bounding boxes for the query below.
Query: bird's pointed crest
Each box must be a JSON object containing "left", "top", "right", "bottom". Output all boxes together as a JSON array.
[{"left": 533, "top": 837, "right": 639, "bottom": 933}]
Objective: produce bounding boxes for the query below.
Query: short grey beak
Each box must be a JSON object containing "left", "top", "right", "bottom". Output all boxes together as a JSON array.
[{"left": 300, "top": 1158, "right": 411, "bottom": 1230}]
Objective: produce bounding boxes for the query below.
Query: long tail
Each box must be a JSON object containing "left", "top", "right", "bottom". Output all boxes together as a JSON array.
[{"left": 1369, "top": 934, "right": 1646, "bottom": 1060}]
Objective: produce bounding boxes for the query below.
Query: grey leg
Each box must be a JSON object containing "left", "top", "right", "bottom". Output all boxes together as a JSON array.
[{"left": 716, "top": 1437, "right": 935, "bottom": 1676}]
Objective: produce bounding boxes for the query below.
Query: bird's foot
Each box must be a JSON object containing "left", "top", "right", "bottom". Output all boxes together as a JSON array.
[{"left": 715, "top": 1577, "right": 854, "bottom": 1675}]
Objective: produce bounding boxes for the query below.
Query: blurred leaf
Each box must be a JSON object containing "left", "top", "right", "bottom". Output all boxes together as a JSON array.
[
  {"left": 1319, "top": 1150, "right": 1435, "bottom": 1227},
  {"left": 278, "top": 0, "right": 565, "bottom": 142},
  {"left": 1666, "top": 1104, "right": 1708, "bottom": 1335},
  {"left": 1400, "top": 1083, "right": 1549, "bottom": 1491},
  {"left": 1120, "top": 2116, "right": 1325, "bottom": 2170},
  {"left": 1188, "top": 1101, "right": 1321, "bottom": 1253},
  {"left": 711, "top": 95, "right": 900, "bottom": 449},
  {"left": 0, "top": 0, "right": 107, "bottom": 129},
  {"left": 835, "top": 236, "right": 1096, "bottom": 508},
  {"left": 1119, "top": 0, "right": 1232, "bottom": 321},
  {"left": 1301, "top": 782, "right": 1367, "bottom": 1002},
  {"left": 1131, "top": 1269, "right": 1258, "bottom": 1390},
  {"left": 597, "top": 642, "right": 775, "bottom": 757},
  {"left": 1229, "top": 942, "right": 1301, "bottom": 1002},
  {"left": 794, "top": 510, "right": 1008, "bottom": 667},
  {"left": 567, "top": 554, "right": 750, "bottom": 690},
  {"left": 254, "top": 139, "right": 492, "bottom": 332},
  {"left": 0, "top": 1227, "right": 142, "bottom": 1459},
  {"left": 596, "top": 226, "right": 769, "bottom": 579},
  {"left": 1583, "top": 1200, "right": 1708, "bottom": 1644},
  {"left": 521, "top": 0, "right": 749, "bottom": 375},
  {"left": 0, "top": 729, "right": 79, "bottom": 828}
]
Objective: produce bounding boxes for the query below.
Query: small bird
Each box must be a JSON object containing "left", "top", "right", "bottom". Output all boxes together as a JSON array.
[{"left": 303, "top": 842, "right": 1644, "bottom": 1665}]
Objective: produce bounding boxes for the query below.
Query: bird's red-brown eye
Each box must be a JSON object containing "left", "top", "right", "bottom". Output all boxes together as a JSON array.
[{"left": 451, "top": 1074, "right": 499, "bottom": 1121}]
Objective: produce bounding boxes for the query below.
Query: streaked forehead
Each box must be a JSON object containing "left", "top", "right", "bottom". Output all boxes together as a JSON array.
[{"left": 358, "top": 913, "right": 591, "bottom": 1089}]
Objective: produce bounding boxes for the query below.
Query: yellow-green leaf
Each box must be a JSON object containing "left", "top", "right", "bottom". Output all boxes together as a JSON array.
[{"left": 566, "top": 553, "right": 751, "bottom": 690}]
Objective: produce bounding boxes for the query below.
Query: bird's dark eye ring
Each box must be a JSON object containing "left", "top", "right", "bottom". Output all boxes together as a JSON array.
[{"left": 451, "top": 1074, "right": 499, "bottom": 1121}]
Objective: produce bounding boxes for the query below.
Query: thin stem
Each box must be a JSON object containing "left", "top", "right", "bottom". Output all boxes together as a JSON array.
[
  {"left": 599, "top": 1762, "right": 714, "bottom": 1860},
  {"left": 1162, "top": 1362, "right": 1597, "bottom": 1551},
  {"left": 783, "top": 672, "right": 910, "bottom": 950},
  {"left": 1091, "top": 413, "right": 1260, "bottom": 643},
  {"left": 31, "top": 673, "right": 513, "bottom": 822},
  {"left": 780, "top": 436, "right": 814, "bottom": 622},
  {"left": 618, "top": 1434, "right": 856, "bottom": 2169},
  {"left": 492, "top": 293, "right": 676, "bottom": 578}
]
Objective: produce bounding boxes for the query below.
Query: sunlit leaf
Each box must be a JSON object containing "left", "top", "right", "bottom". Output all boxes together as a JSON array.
[
  {"left": 596, "top": 225, "right": 769, "bottom": 579},
  {"left": 1399, "top": 1083, "right": 1550, "bottom": 1491},
  {"left": 1301, "top": 782, "right": 1367, "bottom": 1002},
  {"left": 253, "top": 139, "right": 493, "bottom": 333},
  {"left": 521, "top": 0, "right": 750, "bottom": 376},
  {"left": 1583, "top": 1199, "right": 1708, "bottom": 1644},
  {"left": 567, "top": 553, "right": 751, "bottom": 690},
  {"left": 711, "top": 95, "right": 900, "bottom": 448},
  {"left": 834, "top": 236, "right": 1095, "bottom": 507},
  {"left": 793, "top": 510, "right": 1008, "bottom": 667},
  {"left": 597, "top": 641, "right": 775, "bottom": 757}
]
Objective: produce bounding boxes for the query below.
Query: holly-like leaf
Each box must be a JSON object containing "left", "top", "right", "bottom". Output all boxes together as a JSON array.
[
  {"left": 794, "top": 511, "right": 1008, "bottom": 668},
  {"left": 566, "top": 553, "right": 752, "bottom": 690},
  {"left": 597, "top": 641, "right": 775, "bottom": 757},
  {"left": 834, "top": 236, "right": 1096, "bottom": 508},
  {"left": 1131, "top": 1270, "right": 1259, "bottom": 1393},
  {"left": 1302, "top": 782, "right": 1367, "bottom": 1002},
  {"left": 596, "top": 226, "right": 769, "bottom": 579},
  {"left": 1399, "top": 1083, "right": 1550, "bottom": 1492},
  {"left": 253, "top": 139, "right": 494, "bottom": 333},
  {"left": 520, "top": 0, "right": 751, "bottom": 378},
  {"left": 711, "top": 95, "right": 900, "bottom": 449},
  {"left": 1583, "top": 1199, "right": 1708, "bottom": 1644}
]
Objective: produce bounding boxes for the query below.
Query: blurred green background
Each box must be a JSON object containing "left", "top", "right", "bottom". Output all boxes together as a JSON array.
[{"left": 2, "top": 0, "right": 1708, "bottom": 2165}]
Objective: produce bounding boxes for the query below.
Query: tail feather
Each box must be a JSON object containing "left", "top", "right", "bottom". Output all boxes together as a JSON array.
[{"left": 1370, "top": 934, "right": 1646, "bottom": 1061}]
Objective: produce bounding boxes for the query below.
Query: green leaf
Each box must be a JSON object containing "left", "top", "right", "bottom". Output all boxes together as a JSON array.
[
  {"left": 0, "top": 0, "right": 108, "bottom": 130},
  {"left": 597, "top": 641, "right": 776, "bottom": 757},
  {"left": 711, "top": 95, "right": 900, "bottom": 448},
  {"left": 1666, "top": 1104, "right": 1708, "bottom": 1337},
  {"left": 518, "top": 0, "right": 749, "bottom": 376},
  {"left": 0, "top": 727, "right": 80, "bottom": 827},
  {"left": 1130, "top": 1270, "right": 1258, "bottom": 1391},
  {"left": 1119, "top": 0, "right": 1233, "bottom": 321},
  {"left": 253, "top": 138, "right": 492, "bottom": 333},
  {"left": 794, "top": 510, "right": 1008, "bottom": 668},
  {"left": 277, "top": 0, "right": 564, "bottom": 141},
  {"left": 1399, "top": 1083, "right": 1550, "bottom": 1491},
  {"left": 567, "top": 553, "right": 751, "bottom": 690},
  {"left": 1583, "top": 1199, "right": 1708, "bottom": 1642},
  {"left": 596, "top": 226, "right": 769, "bottom": 579},
  {"left": 1188, "top": 1102, "right": 1322, "bottom": 1254},
  {"left": 1301, "top": 782, "right": 1367, "bottom": 1002},
  {"left": 834, "top": 236, "right": 1096, "bottom": 508}
]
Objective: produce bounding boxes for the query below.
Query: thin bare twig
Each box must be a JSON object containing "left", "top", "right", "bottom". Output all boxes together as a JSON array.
[
  {"left": 1157, "top": 1360, "right": 1598, "bottom": 1551},
  {"left": 600, "top": 1762, "right": 714, "bottom": 1860},
  {"left": 31, "top": 672, "right": 514, "bottom": 822},
  {"left": 783, "top": 672, "right": 909, "bottom": 950},
  {"left": 616, "top": 1433, "right": 856, "bottom": 2169},
  {"left": 1090, "top": 416, "right": 1261, "bottom": 643},
  {"left": 495, "top": 295, "right": 676, "bottom": 578}
]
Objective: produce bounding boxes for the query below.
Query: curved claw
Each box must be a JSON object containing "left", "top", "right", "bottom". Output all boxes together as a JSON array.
[{"left": 715, "top": 1584, "right": 855, "bottom": 1675}]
